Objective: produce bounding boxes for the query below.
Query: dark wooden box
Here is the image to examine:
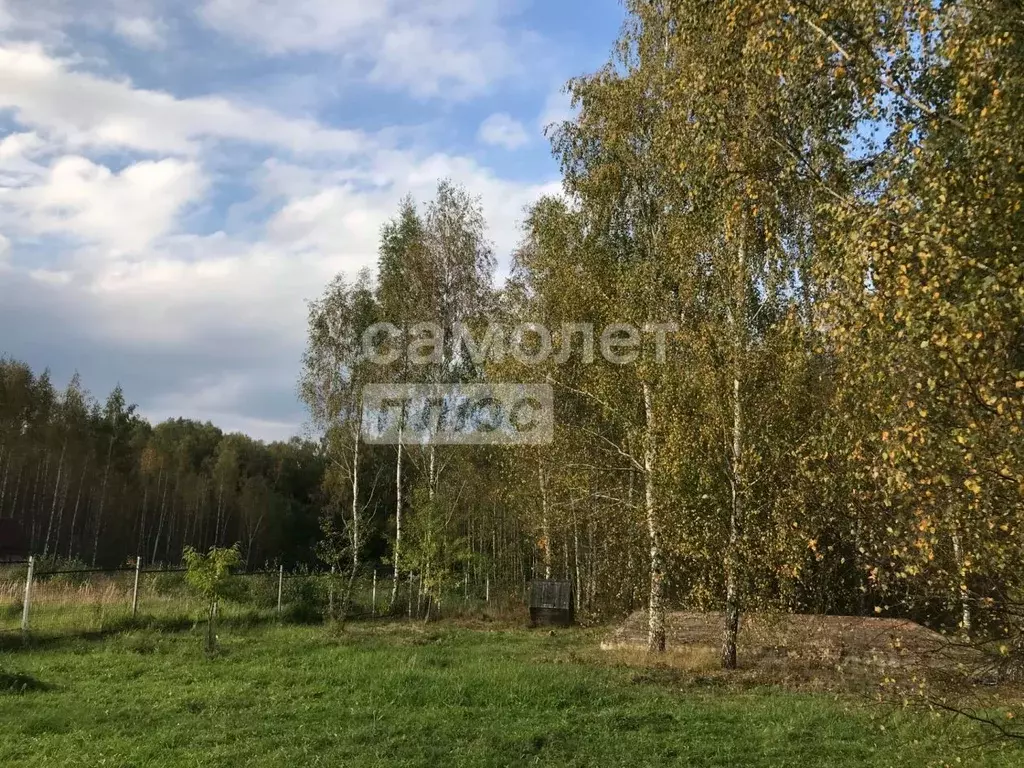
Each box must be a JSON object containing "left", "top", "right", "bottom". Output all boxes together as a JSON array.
[{"left": 529, "top": 580, "right": 575, "bottom": 627}]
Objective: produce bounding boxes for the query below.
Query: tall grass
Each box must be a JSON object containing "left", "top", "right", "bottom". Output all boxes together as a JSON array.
[{"left": 0, "top": 568, "right": 525, "bottom": 639}]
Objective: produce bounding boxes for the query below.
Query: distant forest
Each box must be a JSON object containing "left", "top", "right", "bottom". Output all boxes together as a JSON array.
[{"left": 0, "top": 361, "right": 329, "bottom": 569}]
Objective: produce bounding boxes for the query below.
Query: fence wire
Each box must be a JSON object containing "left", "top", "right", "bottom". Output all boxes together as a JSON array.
[{"left": 0, "top": 560, "right": 501, "bottom": 639}]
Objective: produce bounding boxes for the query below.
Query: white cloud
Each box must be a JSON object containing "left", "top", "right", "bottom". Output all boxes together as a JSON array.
[
  {"left": 0, "top": 1, "right": 567, "bottom": 439},
  {"left": 113, "top": 16, "right": 167, "bottom": 49},
  {"left": 0, "top": 146, "right": 559, "bottom": 437},
  {"left": 8, "top": 155, "right": 205, "bottom": 254},
  {"left": 478, "top": 112, "right": 530, "bottom": 150},
  {"left": 0, "top": 131, "right": 45, "bottom": 160},
  {"left": 538, "top": 87, "right": 576, "bottom": 134},
  {"left": 0, "top": 44, "right": 368, "bottom": 156},
  {"left": 199, "top": 0, "right": 533, "bottom": 99},
  {"left": 0, "top": 131, "right": 47, "bottom": 186},
  {"left": 257, "top": 149, "right": 560, "bottom": 289},
  {"left": 368, "top": 23, "right": 521, "bottom": 100},
  {"left": 14, "top": 148, "right": 557, "bottom": 350},
  {"left": 0, "top": 0, "right": 66, "bottom": 41},
  {"left": 28, "top": 267, "right": 72, "bottom": 285},
  {"left": 199, "top": 0, "right": 387, "bottom": 53}
]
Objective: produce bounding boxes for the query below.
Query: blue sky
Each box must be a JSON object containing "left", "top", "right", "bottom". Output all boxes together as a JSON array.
[{"left": 0, "top": 0, "right": 626, "bottom": 440}]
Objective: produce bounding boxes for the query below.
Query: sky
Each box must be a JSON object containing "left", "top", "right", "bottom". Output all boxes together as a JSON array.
[{"left": 0, "top": 0, "right": 626, "bottom": 441}]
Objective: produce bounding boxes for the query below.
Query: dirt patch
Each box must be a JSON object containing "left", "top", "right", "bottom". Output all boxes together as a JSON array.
[
  {"left": 606, "top": 611, "right": 946, "bottom": 664},
  {"left": 599, "top": 611, "right": 965, "bottom": 691}
]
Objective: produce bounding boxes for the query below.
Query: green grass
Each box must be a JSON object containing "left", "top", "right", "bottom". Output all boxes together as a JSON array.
[{"left": 0, "top": 621, "right": 1021, "bottom": 767}]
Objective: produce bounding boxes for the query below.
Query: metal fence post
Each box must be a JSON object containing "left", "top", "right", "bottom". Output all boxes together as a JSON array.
[
  {"left": 371, "top": 569, "right": 377, "bottom": 616},
  {"left": 277, "top": 565, "right": 284, "bottom": 614},
  {"left": 132, "top": 555, "right": 142, "bottom": 617},
  {"left": 21, "top": 555, "right": 34, "bottom": 635}
]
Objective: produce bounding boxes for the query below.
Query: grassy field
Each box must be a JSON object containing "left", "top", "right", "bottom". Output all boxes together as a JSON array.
[{"left": 1, "top": 619, "right": 1022, "bottom": 767}]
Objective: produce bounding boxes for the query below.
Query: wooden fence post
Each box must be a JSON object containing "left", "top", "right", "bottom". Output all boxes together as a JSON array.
[
  {"left": 486, "top": 575, "right": 490, "bottom": 604},
  {"left": 21, "top": 555, "right": 34, "bottom": 635},
  {"left": 132, "top": 555, "right": 142, "bottom": 618},
  {"left": 277, "top": 565, "right": 284, "bottom": 615},
  {"left": 372, "top": 569, "right": 377, "bottom": 616}
]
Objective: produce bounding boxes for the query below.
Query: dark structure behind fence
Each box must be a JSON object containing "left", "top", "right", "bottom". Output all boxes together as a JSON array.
[
  {"left": 0, "top": 520, "right": 28, "bottom": 563},
  {"left": 529, "top": 580, "right": 574, "bottom": 627}
]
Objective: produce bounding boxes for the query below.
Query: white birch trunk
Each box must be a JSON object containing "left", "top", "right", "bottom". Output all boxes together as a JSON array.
[
  {"left": 0, "top": 446, "right": 9, "bottom": 515},
  {"left": 66, "top": 462, "right": 88, "bottom": 560},
  {"left": 643, "top": 381, "right": 666, "bottom": 652},
  {"left": 43, "top": 440, "right": 66, "bottom": 557},
  {"left": 723, "top": 220, "right": 747, "bottom": 670},
  {"left": 951, "top": 526, "right": 971, "bottom": 634},
  {"left": 392, "top": 430, "right": 403, "bottom": 604},
  {"left": 93, "top": 437, "right": 113, "bottom": 566},
  {"left": 340, "top": 418, "right": 362, "bottom": 624},
  {"left": 539, "top": 464, "right": 552, "bottom": 580}
]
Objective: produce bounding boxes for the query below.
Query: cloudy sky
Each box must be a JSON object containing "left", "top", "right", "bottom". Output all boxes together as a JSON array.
[{"left": 0, "top": 0, "right": 624, "bottom": 441}]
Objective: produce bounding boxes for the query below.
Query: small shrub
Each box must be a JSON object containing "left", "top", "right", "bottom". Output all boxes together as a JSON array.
[
  {"left": 1, "top": 598, "right": 22, "bottom": 619},
  {"left": 121, "top": 631, "right": 160, "bottom": 655},
  {"left": 149, "top": 571, "right": 188, "bottom": 597},
  {"left": 284, "top": 577, "right": 326, "bottom": 623},
  {"left": 183, "top": 545, "right": 242, "bottom": 653}
]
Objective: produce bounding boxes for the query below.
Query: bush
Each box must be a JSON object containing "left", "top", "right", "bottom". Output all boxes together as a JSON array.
[
  {"left": 283, "top": 577, "right": 327, "bottom": 624},
  {"left": 0, "top": 599, "right": 22, "bottom": 620},
  {"left": 149, "top": 571, "right": 188, "bottom": 597}
]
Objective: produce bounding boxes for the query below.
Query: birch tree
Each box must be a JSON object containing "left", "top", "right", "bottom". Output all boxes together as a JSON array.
[{"left": 300, "top": 270, "right": 380, "bottom": 623}]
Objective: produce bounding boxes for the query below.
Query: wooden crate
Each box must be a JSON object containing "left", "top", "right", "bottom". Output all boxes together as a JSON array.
[{"left": 529, "top": 580, "right": 575, "bottom": 626}]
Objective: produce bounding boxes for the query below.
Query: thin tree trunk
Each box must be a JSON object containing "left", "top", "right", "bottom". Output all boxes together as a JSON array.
[
  {"left": 572, "top": 499, "right": 582, "bottom": 612},
  {"left": 339, "top": 424, "right": 362, "bottom": 626},
  {"left": 586, "top": 512, "right": 595, "bottom": 609},
  {"left": 43, "top": 440, "right": 66, "bottom": 557},
  {"left": 152, "top": 470, "right": 168, "bottom": 564},
  {"left": 51, "top": 461, "right": 71, "bottom": 558},
  {"left": 215, "top": 483, "right": 224, "bottom": 547},
  {"left": 219, "top": 486, "right": 232, "bottom": 547},
  {"left": 0, "top": 446, "right": 9, "bottom": 515},
  {"left": 66, "top": 462, "right": 88, "bottom": 560},
  {"left": 136, "top": 482, "right": 149, "bottom": 556},
  {"left": 8, "top": 464, "right": 23, "bottom": 522},
  {"left": 93, "top": 437, "right": 114, "bottom": 567},
  {"left": 723, "top": 221, "right": 747, "bottom": 671},
  {"left": 643, "top": 381, "right": 666, "bottom": 652},
  {"left": 951, "top": 526, "right": 971, "bottom": 635},
  {"left": 391, "top": 433, "right": 403, "bottom": 604},
  {"left": 428, "top": 444, "right": 437, "bottom": 502},
  {"left": 539, "top": 463, "right": 552, "bottom": 580},
  {"left": 29, "top": 453, "right": 47, "bottom": 552},
  {"left": 627, "top": 470, "right": 636, "bottom": 611}
]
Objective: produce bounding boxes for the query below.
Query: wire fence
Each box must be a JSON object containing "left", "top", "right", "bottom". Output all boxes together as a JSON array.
[{"left": 0, "top": 558, "right": 509, "bottom": 640}]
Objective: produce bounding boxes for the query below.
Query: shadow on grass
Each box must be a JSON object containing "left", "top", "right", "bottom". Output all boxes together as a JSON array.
[
  {"left": 0, "top": 610, "right": 290, "bottom": 653},
  {"left": 0, "top": 606, "right": 478, "bottom": 654},
  {"left": 0, "top": 670, "right": 51, "bottom": 694}
]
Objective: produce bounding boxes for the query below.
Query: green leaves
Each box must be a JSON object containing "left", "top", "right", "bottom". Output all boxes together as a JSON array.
[{"left": 183, "top": 545, "right": 242, "bottom": 602}]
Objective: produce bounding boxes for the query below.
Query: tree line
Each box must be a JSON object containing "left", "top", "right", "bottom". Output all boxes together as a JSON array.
[
  {"left": 301, "top": 0, "right": 1023, "bottom": 669},
  {"left": 0, "top": 361, "right": 325, "bottom": 569},
  {"left": 2, "top": 0, "right": 1021, "bottom": 674}
]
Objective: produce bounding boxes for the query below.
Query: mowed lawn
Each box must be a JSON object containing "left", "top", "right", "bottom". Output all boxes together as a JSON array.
[{"left": 0, "top": 621, "right": 1021, "bottom": 767}]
